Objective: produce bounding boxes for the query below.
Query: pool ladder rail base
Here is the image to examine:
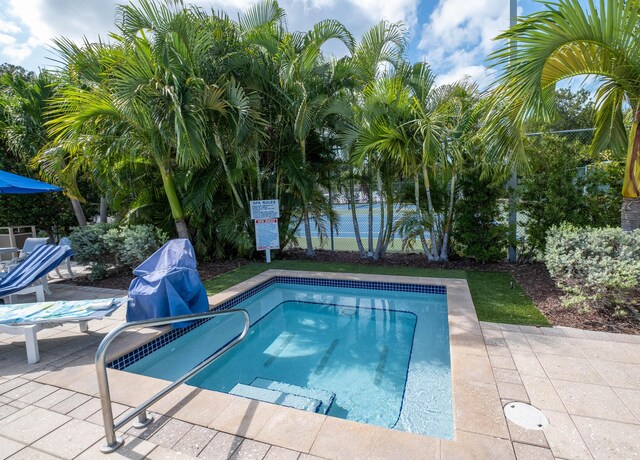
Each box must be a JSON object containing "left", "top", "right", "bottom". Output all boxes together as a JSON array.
[{"left": 95, "top": 308, "right": 251, "bottom": 454}]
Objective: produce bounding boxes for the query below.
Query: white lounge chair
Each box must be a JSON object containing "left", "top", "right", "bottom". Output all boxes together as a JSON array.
[{"left": 0, "top": 297, "right": 127, "bottom": 363}]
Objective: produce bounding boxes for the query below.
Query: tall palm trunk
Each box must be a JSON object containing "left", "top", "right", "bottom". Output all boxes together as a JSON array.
[
  {"left": 367, "top": 163, "right": 374, "bottom": 256},
  {"left": 422, "top": 163, "right": 439, "bottom": 261},
  {"left": 440, "top": 173, "right": 456, "bottom": 261},
  {"left": 158, "top": 161, "right": 189, "bottom": 240},
  {"left": 373, "top": 170, "right": 385, "bottom": 260},
  {"left": 70, "top": 199, "right": 87, "bottom": 227},
  {"left": 621, "top": 108, "right": 640, "bottom": 231},
  {"left": 99, "top": 197, "right": 108, "bottom": 223},
  {"left": 214, "top": 134, "right": 245, "bottom": 211},
  {"left": 415, "top": 174, "right": 432, "bottom": 260},
  {"left": 350, "top": 170, "right": 366, "bottom": 257},
  {"left": 299, "top": 140, "right": 315, "bottom": 257}
]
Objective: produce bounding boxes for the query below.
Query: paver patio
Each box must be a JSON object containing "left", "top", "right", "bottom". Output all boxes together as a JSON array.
[{"left": 0, "top": 277, "right": 639, "bottom": 459}]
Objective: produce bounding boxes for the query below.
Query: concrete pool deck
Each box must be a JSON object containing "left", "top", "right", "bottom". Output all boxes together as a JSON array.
[{"left": 0, "top": 270, "right": 639, "bottom": 459}]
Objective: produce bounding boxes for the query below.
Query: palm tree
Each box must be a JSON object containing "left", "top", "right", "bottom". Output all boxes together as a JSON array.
[
  {"left": 277, "top": 19, "right": 355, "bottom": 256},
  {"left": 48, "top": 0, "right": 228, "bottom": 239},
  {"left": 490, "top": 0, "right": 640, "bottom": 230}
]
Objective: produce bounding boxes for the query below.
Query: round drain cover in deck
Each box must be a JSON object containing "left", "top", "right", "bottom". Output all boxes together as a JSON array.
[{"left": 503, "top": 402, "right": 548, "bottom": 430}]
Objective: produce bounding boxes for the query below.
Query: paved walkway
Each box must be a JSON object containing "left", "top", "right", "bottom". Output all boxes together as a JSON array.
[{"left": 0, "top": 281, "right": 639, "bottom": 459}]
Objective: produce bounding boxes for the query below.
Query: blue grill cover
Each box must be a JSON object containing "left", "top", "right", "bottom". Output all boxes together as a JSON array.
[{"left": 127, "top": 239, "right": 209, "bottom": 326}]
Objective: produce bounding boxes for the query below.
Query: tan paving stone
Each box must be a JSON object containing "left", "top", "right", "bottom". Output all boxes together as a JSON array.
[
  {"left": 440, "top": 430, "right": 515, "bottom": 459},
  {"left": 150, "top": 386, "right": 236, "bottom": 428},
  {"left": 537, "top": 354, "right": 606, "bottom": 385},
  {"left": 0, "top": 406, "right": 69, "bottom": 444},
  {"left": 493, "top": 368, "right": 522, "bottom": 385},
  {"left": 0, "top": 406, "right": 36, "bottom": 427},
  {"left": 506, "top": 419, "right": 548, "bottom": 448},
  {"left": 32, "top": 418, "right": 104, "bottom": 459},
  {"left": 497, "top": 382, "right": 529, "bottom": 402},
  {"left": 518, "top": 325, "right": 544, "bottom": 335},
  {"left": 146, "top": 444, "right": 197, "bottom": 459},
  {"left": 453, "top": 380, "right": 510, "bottom": 439},
  {"left": 479, "top": 321, "right": 501, "bottom": 331},
  {"left": 3, "top": 381, "right": 44, "bottom": 401},
  {"left": 35, "top": 354, "right": 97, "bottom": 395},
  {"left": 172, "top": 425, "right": 217, "bottom": 457},
  {"left": 552, "top": 379, "right": 637, "bottom": 423},
  {"left": 589, "top": 359, "right": 640, "bottom": 390},
  {"left": 499, "top": 324, "right": 522, "bottom": 332},
  {"left": 520, "top": 375, "right": 566, "bottom": 412},
  {"left": 502, "top": 332, "right": 533, "bottom": 353},
  {"left": 66, "top": 397, "right": 101, "bottom": 420},
  {"left": 310, "top": 416, "right": 439, "bottom": 460},
  {"left": 33, "top": 388, "right": 75, "bottom": 409},
  {"left": 85, "top": 401, "right": 129, "bottom": 426},
  {"left": 526, "top": 334, "right": 584, "bottom": 357},
  {"left": 0, "top": 403, "right": 19, "bottom": 420},
  {"left": 254, "top": 405, "right": 325, "bottom": 453},
  {"left": 148, "top": 417, "right": 193, "bottom": 449},
  {"left": 7, "top": 446, "right": 60, "bottom": 459},
  {"left": 209, "top": 398, "right": 276, "bottom": 440},
  {"left": 558, "top": 327, "right": 589, "bottom": 339},
  {"left": 76, "top": 433, "right": 157, "bottom": 460},
  {"left": 199, "top": 432, "right": 243, "bottom": 460},
  {"left": 15, "top": 383, "right": 57, "bottom": 405},
  {"left": 543, "top": 410, "right": 593, "bottom": 460},
  {"left": 489, "top": 355, "right": 517, "bottom": 371},
  {"left": 229, "top": 439, "right": 271, "bottom": 460},
  {"left": 510, "top": 352, "right": 546, "bottom": 378},
  {"left": 49, "top": 392, "right": 91, "bottom": 415},
  {"left": 0, "top": 434, "right": 24, "bottom": 458},
  {"left": 539, "top": 327, "right": 566, "bottom": 337},
  {"left": 452, "top": 353, "right": 494, "bottom": 384},
  {"left": 574, "top": 339, "right": 640, "bottom": 364},
  {"left": 512, "top": 442, "right": 554, "bottom": 460},
  {"left": 0, "top": 378, "right": 29, "bottom": 397},
  {"left": 612, "top": 387, "right": 640, "bottom": 423},
  {"left": 573, "top": 415, "right": 640, "bottom": 460},
  {"left": 264, "top": 445, "right": 301, "bottom": 460},
  {"left": 486, "top": 345, "right": 512, "bottom": 357}
]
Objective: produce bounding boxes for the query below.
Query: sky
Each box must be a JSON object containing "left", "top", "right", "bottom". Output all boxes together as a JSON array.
[{"left": 0, "top": 0, "right": 543, "bottom": 85}]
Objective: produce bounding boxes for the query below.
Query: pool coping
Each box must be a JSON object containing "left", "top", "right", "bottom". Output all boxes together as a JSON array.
[{"left": 106, "top": 269, "right": 509, "bottom": 458}]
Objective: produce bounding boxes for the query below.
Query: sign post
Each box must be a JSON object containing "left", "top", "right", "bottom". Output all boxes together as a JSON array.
[{"left": 250, "top": 200, "right": 280, "bottom": 263}]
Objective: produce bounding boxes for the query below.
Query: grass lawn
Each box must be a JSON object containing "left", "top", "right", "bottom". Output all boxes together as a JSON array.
[{"left": 203, "top": 260, "right": 550, "bottom": 327}]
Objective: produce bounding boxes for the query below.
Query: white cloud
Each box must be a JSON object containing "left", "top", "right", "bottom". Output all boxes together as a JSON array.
[
  {"left": 418, "top": 0, "right": 513, "bottom": 86},
  {"left": 0, "top": 0, "right": 420, "bottom": 69}
]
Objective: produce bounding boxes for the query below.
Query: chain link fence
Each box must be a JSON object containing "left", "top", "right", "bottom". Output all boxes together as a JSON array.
[{"left": 289, "top": 128, "right": 598, "bottom": 258}]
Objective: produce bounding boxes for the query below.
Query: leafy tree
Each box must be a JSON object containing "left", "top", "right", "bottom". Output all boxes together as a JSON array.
[{"left": 491, "top": 0, "right": 640, "bottom": 230}]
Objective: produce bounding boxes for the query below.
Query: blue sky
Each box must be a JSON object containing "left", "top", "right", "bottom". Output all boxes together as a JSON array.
[{"left": 0, "top": 0, "right": 543, "bottom": 84}]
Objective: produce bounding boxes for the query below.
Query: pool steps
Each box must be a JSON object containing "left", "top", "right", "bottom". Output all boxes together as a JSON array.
[
  {"left": 251, "top": 378, "right": 336, "bottom": 414},
  {"left": 229, "top": 378, "right": 336, "bottom": 414},
  {"left": 230, "top": 383, "right": 321, "bottom": 412}
]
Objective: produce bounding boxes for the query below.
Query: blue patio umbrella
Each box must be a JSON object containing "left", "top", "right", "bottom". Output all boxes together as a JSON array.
[{"left": 0, "top": 170, "right": 62, "bottom": 194}]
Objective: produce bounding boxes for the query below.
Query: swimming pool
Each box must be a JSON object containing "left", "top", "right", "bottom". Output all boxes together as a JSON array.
[{"left": 111, "top": 275, "right": 453, "bottom": 439}]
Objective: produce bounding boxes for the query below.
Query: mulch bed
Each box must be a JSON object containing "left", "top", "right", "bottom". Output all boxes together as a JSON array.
[{"left": 67, "top": 249, "right": 640, "bottom": 335}]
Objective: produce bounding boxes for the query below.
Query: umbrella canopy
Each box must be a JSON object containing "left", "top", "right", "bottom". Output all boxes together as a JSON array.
[{"left": 0, "top": 170, "right": 62, "bottom": 194}]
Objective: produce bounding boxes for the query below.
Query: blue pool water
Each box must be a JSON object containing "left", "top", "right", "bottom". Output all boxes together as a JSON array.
[{"left": 120, "top": 279, "right": 453, "bottom": 438}]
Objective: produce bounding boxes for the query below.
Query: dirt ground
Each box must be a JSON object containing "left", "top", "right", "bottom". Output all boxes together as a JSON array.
[{"left": 68, "top": 249, "right": 639, "bottom": 335}]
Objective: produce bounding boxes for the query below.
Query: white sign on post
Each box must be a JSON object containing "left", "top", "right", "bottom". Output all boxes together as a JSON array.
[
  {"left": 250, "top": 200, "right": 279, "bottom": 220},
  {"left": 250, "top": 200, "right": 280, "bottom": 263}
]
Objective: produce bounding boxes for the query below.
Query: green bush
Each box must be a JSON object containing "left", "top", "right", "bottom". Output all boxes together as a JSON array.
[
  {"left": 453, "top": 160, "right": 508, "bottom": 262},
  {"left": 544, "top": 224, "right": 640, "bottom": 314},
  {"left": 70, "top": 224, "right": 168, "bottom": 280}
]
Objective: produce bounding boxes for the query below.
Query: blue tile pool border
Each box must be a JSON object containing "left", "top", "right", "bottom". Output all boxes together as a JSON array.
[{"left": 108, "top": 276, "right": 447, "bottom": 371}]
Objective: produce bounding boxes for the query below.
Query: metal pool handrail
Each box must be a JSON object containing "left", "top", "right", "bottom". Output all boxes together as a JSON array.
[{"left": 95, "top": 308, "right": 251, "bottom": 453}]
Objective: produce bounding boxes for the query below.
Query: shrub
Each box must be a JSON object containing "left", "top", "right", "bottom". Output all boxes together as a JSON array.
[
  {"left": 70, "top": 224, "right": 168, "bottom": 280},
  {"left": 544, "top": 224, "right": 640, "bottom": 315},
  {"left": 453, "top": 159, "right": 508, "bottom": 262}
]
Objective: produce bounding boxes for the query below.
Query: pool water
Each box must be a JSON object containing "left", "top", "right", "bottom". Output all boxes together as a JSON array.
[{"left": 122, "top": 280, "right": 453, "bottom": 438}]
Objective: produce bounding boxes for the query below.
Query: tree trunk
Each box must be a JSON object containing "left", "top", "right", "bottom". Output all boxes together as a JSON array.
[
  {"left": 70, "top": 199, "right": 87, "bottom": 227},
  {"left": 350, "top": 171, "right": 366, "bottom": 257},
  {"left": 367, "top": 163, "right": 373, "bottom": 257},
  {"left": 214, "top": 134, "right": 245, "bottom": 211},
  {"left": 440, "top": 173, "right": 457, "bottom": 261},
  {"left": 303, "top": 209, "right": 315, "bottom": 257},
  {"left": 99, "top": 197, "right": 107, "bottom": 223},
  {"left": 422, "top": 163, "right": 439, "bottom": 260},
  {"left": 373, "top": 171, "right": 385, "bottom": 260},
  {"left": 621, "top": 198, "right": 640, "bottom": 231},
  {"left": 621, "top": 109, "right": 640, "bottom": 230},
  {"left": 158, "top": 162, "right": 190, "bottom": 240}
]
